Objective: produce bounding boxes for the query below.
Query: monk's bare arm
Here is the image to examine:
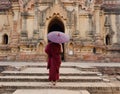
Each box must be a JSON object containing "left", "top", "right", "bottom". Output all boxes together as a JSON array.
[{"left": 60, "top": 44, "right": 63, "bottom": 53}]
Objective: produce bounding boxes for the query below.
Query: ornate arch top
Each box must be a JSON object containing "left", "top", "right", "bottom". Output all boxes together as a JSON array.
[{"left": 46, "top": 13, "right": 66, "bottom": 20}]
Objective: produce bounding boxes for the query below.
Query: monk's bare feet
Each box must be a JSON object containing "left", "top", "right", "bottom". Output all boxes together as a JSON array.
[
  {"left": 51, "top": 81, "right": 56, "bottom": 86},
  {"left": 53, "top": 82, "right": 56, "bottom": 86}
]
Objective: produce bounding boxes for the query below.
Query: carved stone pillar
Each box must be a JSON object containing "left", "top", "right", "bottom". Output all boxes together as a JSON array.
[
  {"left": 94, "top": 6, "right": 103, "bottom": 45},
  {"left": 10, "top": 3, "right": 20, "bottom": 54},
  {"left": 88, "top": 14, "right": 93, "bottom": 35},
  {"left": 11, "top": 8, "right": 19, "bottom": 44},
  {"left": 116, "top": 15, "right": 120, "bottom": 44},
  {"left": 75, "top": 3, "right": 79, "bottom": 32},
  {"left": 21, "top": 12, "right": 28, "bottom": 39},
  {"left": 87, "top": 14, "right": 94, "bottom": 40},
  {"left": 95, "top": 6, "right": 100, "bottom": 35},
  {"left": 33, "top": 0, "right": 39, "bottom": 39},
  {"left": 73, "top": 3, "right": 80, "bottom": 38},
  {"left": 11, "top": 21, "right": 19, "bottom": 53}
]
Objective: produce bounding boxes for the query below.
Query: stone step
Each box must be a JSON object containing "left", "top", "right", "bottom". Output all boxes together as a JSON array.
[
  {"left": 13, "top": 89, "right": 90, "bottom": 94},
  {"left": 0, "top": 82, "right": 120, "bottom": 90},
  {"left": 76, "top": 66, "right": 99, "bottom": 72},
  {"left": 0, "top": 89, "right": 15, "bottom": 94},
  {"left": 2, "top": 67, "right": 101, "bottom": 76},
  {"left": 1, "top": 72, "right": 101, "bottom": 76},
  {"left": 0, "top": 75, "right": 103, "bottom": 82}
]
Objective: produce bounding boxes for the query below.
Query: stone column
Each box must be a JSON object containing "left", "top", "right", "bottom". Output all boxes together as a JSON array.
[
  {"left": 88, "top": 14, "right": 93, "bottom": 35},
  {"left": 75, "top": 3, "right": 79, "bottom": 32},
  {"left": 33, "top": 0, "right": 39, "bottom": 39},
  {"left": 116, "top": 15, "right": 120, "bottom": 43},
  {"left": 67, "top": 11, "right": 73, "bottom": 39},
  {"left": 21, "top": 13, "right": 28, "bottom": 38},
  {"left": 86, "top": 14, "right": 94, "bottom": 41},
  {"left": 10, "top": 3, "right": 20, "bottom": 56},
  {"left": 95, "top": 6, "right": 100, "bottom": 34},
  {"left": 34, "top": 10, "right": 38, "bottom": 31},
  {"left": 73, "top": 3, "right": 80, "bottom": 38},
  {"left": 22, "top": 16, "right": 26, "bottom": 32},
  {"left": 94, "top": 6, "right": 103, "bottom": 45},
  {"left": 11, "top": 6, "right": 19, "bottom": 43}
]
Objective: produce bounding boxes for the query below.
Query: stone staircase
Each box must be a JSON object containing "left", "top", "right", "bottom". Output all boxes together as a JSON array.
[{"left": 0, "top": 62, "right": 120, "bottom": 94}]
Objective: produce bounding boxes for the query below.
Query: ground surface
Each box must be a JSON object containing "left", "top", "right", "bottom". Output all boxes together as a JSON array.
[{"left": 0, "top": 61, "right": 120, "bottom": 94}]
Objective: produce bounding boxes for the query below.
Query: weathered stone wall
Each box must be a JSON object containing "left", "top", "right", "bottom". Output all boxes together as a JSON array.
[{"left": 0, "top": 0, "right": 120, "bottom": 62}]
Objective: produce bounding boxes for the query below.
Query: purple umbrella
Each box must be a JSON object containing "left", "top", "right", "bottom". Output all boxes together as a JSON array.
[{"left": 47, "top": 31, "right": 70, "bottom": 43}]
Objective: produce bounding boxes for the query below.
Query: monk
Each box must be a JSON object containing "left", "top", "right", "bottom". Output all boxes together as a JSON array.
[{"left": 45, "top": 42, "right": 63, "bottom": 86}]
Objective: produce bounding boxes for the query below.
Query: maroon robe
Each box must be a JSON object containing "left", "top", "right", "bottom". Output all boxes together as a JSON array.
[{"left": 45, "top": 42, "right": 61, "bottom": 81}]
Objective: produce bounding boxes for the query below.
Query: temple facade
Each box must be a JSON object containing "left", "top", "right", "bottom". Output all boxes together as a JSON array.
[{"left": 0, "top": 0, "right": 120, "bottom": 62}]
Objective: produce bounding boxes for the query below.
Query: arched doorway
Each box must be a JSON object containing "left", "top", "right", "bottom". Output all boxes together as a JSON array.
[{"left": 48, "top": 17, "right": 65, "bottom": 61}]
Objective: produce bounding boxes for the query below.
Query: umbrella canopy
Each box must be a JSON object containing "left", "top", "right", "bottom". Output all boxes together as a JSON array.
[{"left": 47, "top": 31, "right": 70, "bottom": 43}]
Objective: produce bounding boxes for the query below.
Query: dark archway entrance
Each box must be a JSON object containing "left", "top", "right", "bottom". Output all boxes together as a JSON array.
[
  {"left": 48, "top": 18, "right": 65, "bottom": 61},
  {"left": 48, "top": 18, "right": 64, "bottom": 32}
]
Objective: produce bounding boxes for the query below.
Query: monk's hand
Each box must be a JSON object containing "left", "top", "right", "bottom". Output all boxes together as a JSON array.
[{"left": 60, "top": 44, "right": 63, "bottom": 53}]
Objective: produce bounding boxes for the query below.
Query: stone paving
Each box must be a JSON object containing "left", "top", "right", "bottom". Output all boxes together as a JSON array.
[
  {"left": 13, "top": 89, "right": 90, "bottom": 94},
  {"left": 0, "top": 61, "right": 120, "bottom": 94}
]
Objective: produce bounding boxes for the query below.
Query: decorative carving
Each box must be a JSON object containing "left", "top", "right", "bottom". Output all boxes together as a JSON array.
[
  {"left": 39, "top": 11, "right": 45, "bottom": 26},
  {"left": 19, "top": 0, "right": 34, "bottom": 12},
  {"left": 95, "top": 0, "right": 103, "bottom": 4},
  {"left": 67, "top": 11, "right": 74, "bottom": 26},
  {"left": 0, "top": 0, "right": 120, "bottom": 62},
  {"left": 20, "top": 31, "right": 28, "bottom": 37}
]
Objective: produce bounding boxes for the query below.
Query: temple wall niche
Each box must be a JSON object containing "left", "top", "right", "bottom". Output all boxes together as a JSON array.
[
  {"left": 68, "top": 43, "right": 74, "bottom": 55},
  {"left": 1, "top": 33, "right": 9, "bottom": 44}
]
